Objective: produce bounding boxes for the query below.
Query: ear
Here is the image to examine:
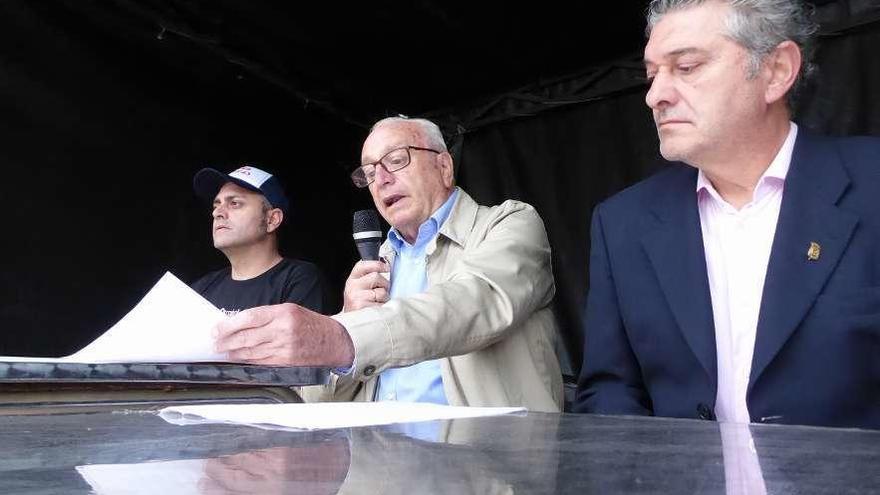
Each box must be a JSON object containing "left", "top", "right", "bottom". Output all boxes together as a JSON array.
[
  {"left": 437, "top": 152, "right": 455, "bottom": 188},
  {"left": 763, "top": 40, "right": 802, "bottom": 105},
  {"left": 266, "top": 209, "right": 284, "bottom": 233}
]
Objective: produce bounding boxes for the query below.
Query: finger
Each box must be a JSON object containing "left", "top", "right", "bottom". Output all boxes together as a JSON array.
[
  {"left": 356, "top": 288, "right": 384, "bottom": 305},
  {"left": 226, "top": 341, "right": 283, "bottom": 362},
  {"left": 346, "top": 272, "right": 379, "bottom": 293},
  {"left": 347, "top": 270, "right": 390, "bottom": 293},
  {"left": 371, "top": 271, "right": 391, "bottom": 290},
  {"left": 344, "top": 287, "right": 381, "bottom": 312},
  {"left": 214, "top": 306, "right": 274, "bottom": 339},
  {"left": 199, "top": 460, "right": 256, "bottom": 493},
  {"left": 348, "top": 260, "right": 390, "bottom": 279},
  {"left": 216, "top": 326, "right": 275, "bottom": 354},
  {"left": 372, "top": 287, "right": 389, "bottom": 303},
  {"left": 200, "top": 459, "right": 236, "bottom": 493},
  {"left": 197, "top": 475, "right": 227, "bottom": 494}
]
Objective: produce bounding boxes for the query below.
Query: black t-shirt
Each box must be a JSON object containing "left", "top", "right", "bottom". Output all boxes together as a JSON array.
[{"left": 191, "top": 258, "right": 326, "bottom": 316}]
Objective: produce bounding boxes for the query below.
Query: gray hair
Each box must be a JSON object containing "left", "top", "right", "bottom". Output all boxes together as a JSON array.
[
  {"left": 646, "top": 0, "right": 818, "bottom": 103},
  {"left": 370, "top": 116, "right": 449, "bottom": 152}
]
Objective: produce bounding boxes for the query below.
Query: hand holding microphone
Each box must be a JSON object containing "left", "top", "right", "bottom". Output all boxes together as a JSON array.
[{"left": 344, "top": 210, "right": 390, "bottom": 312}]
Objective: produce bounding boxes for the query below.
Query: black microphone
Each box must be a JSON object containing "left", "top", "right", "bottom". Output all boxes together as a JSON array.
[{"left": 352, "top": 209, "right": 383, "bottom": 261}]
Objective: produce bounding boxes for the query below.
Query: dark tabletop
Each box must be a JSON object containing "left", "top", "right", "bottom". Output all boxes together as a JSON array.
[
  {"left": 0, "top": 361, "right": 329, "bottom": 386},
  {"left": 1, "top": 407, "right": 877, "bottom": 494}
]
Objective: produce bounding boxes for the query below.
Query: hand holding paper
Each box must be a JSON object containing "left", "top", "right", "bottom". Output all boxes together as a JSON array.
[{"left": 213, "top": 303, "right": 354, "bottom": 367}]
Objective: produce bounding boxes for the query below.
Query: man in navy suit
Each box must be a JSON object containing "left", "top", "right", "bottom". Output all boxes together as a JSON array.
[{"left": 575, "top": 0, "right": 880, "bottom": 429}]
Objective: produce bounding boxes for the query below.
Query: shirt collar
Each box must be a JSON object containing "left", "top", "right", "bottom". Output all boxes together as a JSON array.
[
  {"left": 388, "top": 188, "right": 460, "bottom": 252},
  {"left": 696, "top": 122, "right": 798, "bottom": 203}
]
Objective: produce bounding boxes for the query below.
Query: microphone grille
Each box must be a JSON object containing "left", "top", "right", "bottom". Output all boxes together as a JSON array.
[{"left": 353, "top": 209, "right": 381, "bottom": 234}]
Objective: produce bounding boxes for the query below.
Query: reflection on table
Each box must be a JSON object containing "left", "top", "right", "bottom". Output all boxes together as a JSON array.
[{"left": 0, "top": 408, "right": 877, "bottom": 494}]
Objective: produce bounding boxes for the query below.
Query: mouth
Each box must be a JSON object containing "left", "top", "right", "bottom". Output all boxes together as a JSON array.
[
  {"left": 382, "top": 194, "right": 405, "bottom": 208},
  {"left": 657, "top": 119, "right": 690, "bottom": 128},
  {"left": 214, "top": 225, "right": 230, "bottom": 233}
]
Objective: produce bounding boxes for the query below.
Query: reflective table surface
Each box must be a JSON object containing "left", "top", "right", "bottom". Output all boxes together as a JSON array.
[{"left": 1, "top": 408, "right": 877, "bottom": 494}]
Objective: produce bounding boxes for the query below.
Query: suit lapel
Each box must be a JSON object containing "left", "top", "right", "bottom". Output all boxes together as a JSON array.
[
  {"left": 750, "top": 131, "right": 858, "bottom": 389},
  {"left": 642, "top": 165, "right": 717, "bottom": 384}
]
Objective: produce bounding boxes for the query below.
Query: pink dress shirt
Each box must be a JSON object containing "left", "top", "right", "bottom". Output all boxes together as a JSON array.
[{"left": 697, "top": 123, "right": 798, "bottom": 424}]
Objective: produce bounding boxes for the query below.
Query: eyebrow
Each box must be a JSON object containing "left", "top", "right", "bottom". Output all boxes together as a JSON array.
[
  {"left": 361, "top": 144, "right": 407, "bottom": 166},
  {"left": 644, "top": 47, "right": 707, "bottom": 65},
  {"left": 213, "top": 195, "right": 247, "bottom": 203}
]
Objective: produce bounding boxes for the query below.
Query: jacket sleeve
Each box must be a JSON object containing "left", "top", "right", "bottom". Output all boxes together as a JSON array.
[
  {"left": 332, "top": 201, "right": 555, "bottom": 382},
  {"left": 573, "top": 205, "right": 652, "bottom": 415}
]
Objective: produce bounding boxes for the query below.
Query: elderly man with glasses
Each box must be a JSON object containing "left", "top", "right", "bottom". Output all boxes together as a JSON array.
[{"left": 212, "top": 116, "right": 563, "bottom": 412}]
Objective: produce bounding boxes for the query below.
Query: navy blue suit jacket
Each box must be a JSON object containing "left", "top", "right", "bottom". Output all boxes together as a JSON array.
[{"left": 574, "top": 129, "right": 880, "bottom": 429}]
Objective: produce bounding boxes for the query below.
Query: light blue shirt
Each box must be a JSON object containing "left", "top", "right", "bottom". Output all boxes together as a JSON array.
[{"left": 376, "top": 188, "right": 459, "bottom": 406}]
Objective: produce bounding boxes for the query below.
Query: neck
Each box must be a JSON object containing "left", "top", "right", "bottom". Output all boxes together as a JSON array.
[
  {"left": 700, "top": 113, "right": 790, "bottom": 210},
  {"left": 222, "top": 241, "right": 282, "bottom": 280}
]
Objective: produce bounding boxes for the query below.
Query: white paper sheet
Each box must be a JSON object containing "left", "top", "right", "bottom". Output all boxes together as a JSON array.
[
  {"left": 76, "top": 459, "right": 206, "bottom": 495},
  {"left": 159, "top": 402, "right": 526, "bottom": 431},
  {"left": 0, "top": 272, "right": 228, "bottom": 364}
]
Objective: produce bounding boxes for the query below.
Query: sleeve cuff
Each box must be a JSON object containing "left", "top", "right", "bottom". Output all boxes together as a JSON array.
[{"left": 331, "top": 307, "right": 394, "bottom": 381}]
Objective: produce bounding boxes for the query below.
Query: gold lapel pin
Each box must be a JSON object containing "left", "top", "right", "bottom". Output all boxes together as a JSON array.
[{"left": 807, "top": 241, "right": 821, "bottom": 261}]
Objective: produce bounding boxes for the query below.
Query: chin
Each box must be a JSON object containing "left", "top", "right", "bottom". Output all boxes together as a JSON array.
[
  {"left": 659, "top": 140, "right": 693, "bottom": 163},
  {"left": 383, "top": 208, "right": 410, "bottom": 228},
  {"left": 213, "top": 236, "right": 234, "bottom": 250}
]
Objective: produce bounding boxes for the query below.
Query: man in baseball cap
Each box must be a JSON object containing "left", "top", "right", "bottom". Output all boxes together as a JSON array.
[{"left": 191, "top": 165, "right": 326, "bottom": 316}]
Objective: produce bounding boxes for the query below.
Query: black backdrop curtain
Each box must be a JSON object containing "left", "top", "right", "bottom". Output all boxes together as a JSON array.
[
  {"left": 443, "top": 15, "right": 880, "bottom": 376},
  {"left": 1, "top": 2, "right": 878, "bottom": 370},
  {"left": 0, "top": 2, "right": 369, "bottom": 356}
]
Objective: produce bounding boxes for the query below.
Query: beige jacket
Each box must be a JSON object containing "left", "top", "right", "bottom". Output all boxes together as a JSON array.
[{"left": 302, "top": 188, "right": 563, "bottom": 412}]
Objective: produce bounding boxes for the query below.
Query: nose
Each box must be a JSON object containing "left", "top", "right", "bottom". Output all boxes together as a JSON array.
[
  {"left": 645, "top": 69, "right": 677, "bottom": 111},
  {"left": 373, "top": 163, "right": 395, "bottom": 187},
  {"left": 212, "top": 203, "right": 227, "bottom": 220}
]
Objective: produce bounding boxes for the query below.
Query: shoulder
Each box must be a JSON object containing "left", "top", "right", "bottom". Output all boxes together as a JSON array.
[
  {"left": 798, "top": 132, "right": 880, "bottom": 194},
  {"left": 190, "top": 266, "right": 230, "bottom": 293},
  {"left": 276, "top": 258, "right": 323, "bottom": 281},
  {"left": 457, "top": 188, "right": 544, "bottom": 228},
  {"left": 823, "top": 133, "right": 880, "bottom": 153},
  {"left": 829, "top": 134, "right": 880, "bottom": 172},
  {"left": 596, "top": 163, "right": 695, "bottom": 219},
  {"left": 484, "top": 198, "right": 543, "bottom": 224},
  {"left": 797, "top": 129, "right": 880, "bottom": 169},
  {"left": 473, "top": 196, "right": 548, "bottom": 241},
  {"left": 833, "top": 136, "right": 880, "bottom": 205},
  {"left": 448, "top": 189, "right": 550, "bottom": 249},
  {"left": 275, "top": 258, "right": 325, "bottom": 311}
]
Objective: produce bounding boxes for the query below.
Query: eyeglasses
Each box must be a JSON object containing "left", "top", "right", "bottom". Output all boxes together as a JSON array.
[{"left": 351, "top": 146, "right": 442, "bottom": 188}]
